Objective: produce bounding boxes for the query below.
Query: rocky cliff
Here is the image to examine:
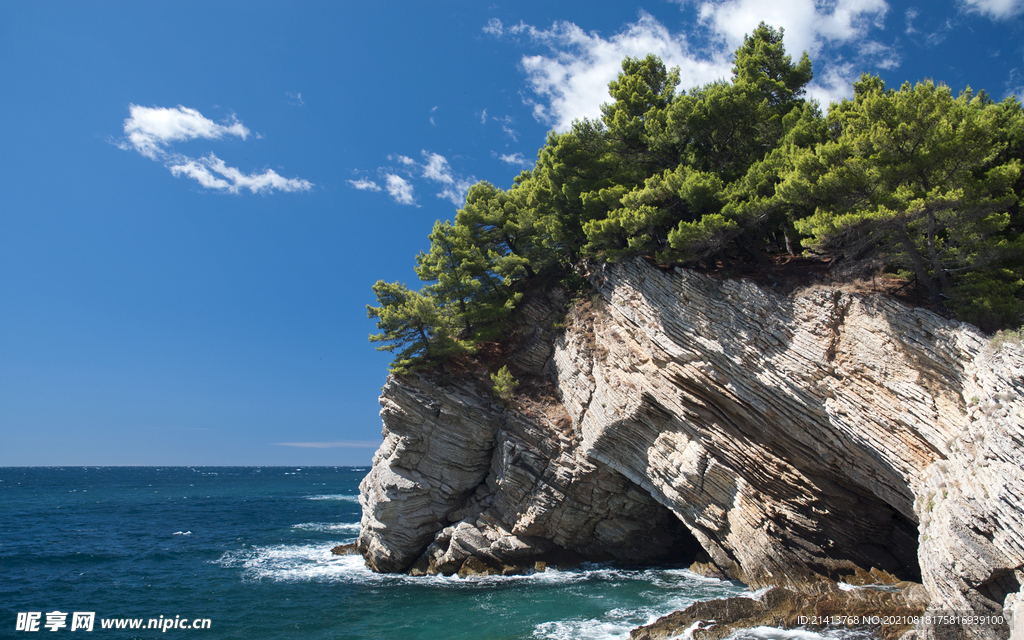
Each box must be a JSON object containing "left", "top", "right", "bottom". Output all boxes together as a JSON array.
[{"left": 357, "top": 258, "right": 1024, "bottom": 639}]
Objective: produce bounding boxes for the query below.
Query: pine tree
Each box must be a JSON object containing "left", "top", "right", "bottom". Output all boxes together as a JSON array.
[
  {"left": 779, "top": 77, "right": 1022, "bottom": 312},
  {"left": 366, "top": 281, "right": 472, "bottom": 374}
]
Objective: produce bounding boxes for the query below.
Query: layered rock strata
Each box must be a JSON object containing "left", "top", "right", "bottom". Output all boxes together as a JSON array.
[{"left": 357, "top": 258, "right": 1023, "bottom": 639}]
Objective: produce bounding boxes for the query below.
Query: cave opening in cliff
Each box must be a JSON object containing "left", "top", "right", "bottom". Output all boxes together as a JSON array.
[
  {"left": 593, "top": 505, "right": 708, "bottom": 570},
  {"left": 649, "top": 514, "right": 707, "bottom": 568}
]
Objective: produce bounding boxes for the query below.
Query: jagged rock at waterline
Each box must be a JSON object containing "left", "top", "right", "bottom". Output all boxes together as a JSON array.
[
  {"left": 629, "top": 582, "right": 930, "bottom": 640},
  {"left": 357, "top": 258, "right": 1024, "bottom": 640}
]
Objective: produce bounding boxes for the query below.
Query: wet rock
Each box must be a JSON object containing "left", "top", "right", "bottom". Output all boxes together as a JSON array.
[
  {"left": 330, "top": 542, "right": 358, "bottom": 556},
  {"left": 630, "top": 583, "right": 928, "bottom": 640}
]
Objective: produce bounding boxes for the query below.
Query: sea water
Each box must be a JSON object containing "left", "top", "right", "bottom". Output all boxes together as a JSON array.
[{"left": 0, "top": 467, "right": 858, "bottom": 639}]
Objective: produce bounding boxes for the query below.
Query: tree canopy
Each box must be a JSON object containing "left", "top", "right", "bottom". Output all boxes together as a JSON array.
[
  {"left": 779, "top": 78, "right": 1022, "bottom": 314},
  {"left": 369, "top": 22, "right": 1024, "bottom": 373}
]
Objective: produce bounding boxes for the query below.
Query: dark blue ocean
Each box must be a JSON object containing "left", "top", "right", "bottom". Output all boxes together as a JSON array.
[{"left": 1, "top": 467, "right": 792, "bottom": 639}]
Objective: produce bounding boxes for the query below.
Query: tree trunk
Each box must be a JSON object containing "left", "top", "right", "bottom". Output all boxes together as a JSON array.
[
  {"left": 899, "top": 228, "right": 944, "bottom": 308},
  {"left": 925, "top": 209, "right": 950, "bottom": 298}
]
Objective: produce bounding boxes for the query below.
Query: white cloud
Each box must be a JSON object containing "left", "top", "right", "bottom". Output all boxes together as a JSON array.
[
  {"left": 348, "top": 178, "right": 382, "bottom": 191},
  {"left": 118, "top": 104, "right": 311, "bottom": 194},
  {"left": 489, "top": 115, "right": 520, "bottom": 141},
  {"left": 694, "top": 0, "right": 889, "bottom": 61},
  {"left": 905, "top": 7, "right": 920, "bottom": 33},
  {"left": 483, "top": 18, "right": 504, "bottom": 36},
  {"left": 419, "top": 151, "right": 475, "bottom": 204},
  {"left": 805, "top": 62, "right": 859, "bottom": 108},
  {"left": 385, "top": 174, "right": 416, "bottom": 205},
  {"left": 480, "top": 108, "right": 488, "bottom": 124},
  {"left": 498, "top": 152, "right": 533, "bottom": 167},
  {"left": 421, "top": 151, "right": 454, "bottom": 184},
  {"left": 502, "top": 12, "right": 732, "bottom": 131},
  {"left": 169, "top": 154, "right": 312, "bottom": 194},
  {"left": 489, "top": 3, "right": 901, "bottom": 129},
  {"left": 1006, "top": 69, "right": 1024, "bottom": 101},
  {"left": 438, "top": 179, "right": 474, "bottom": 206},
  {"left": 858, "top": 40, "right": 901, "bottom": 70},
  {"left": 169, "top": 159, "right": 232, "bottom": 191},
  {"left": 691, "top": 0, "right": 897, "bottom": 102},
  {"left": 959, "top": 0, "right": 1024, "bottom": 19},
  {"left": 121, "top": 104, "right": 250, "bottom": 160},
  {"left": 358, "top": 150, "right": 476, "bottom": 207}
]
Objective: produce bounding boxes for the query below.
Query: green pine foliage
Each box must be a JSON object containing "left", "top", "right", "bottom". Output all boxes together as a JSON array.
[
  {"left": 366, "top": 281, "right": 475, "bottom": 374},
  {"left": 490, "top": 366, "right": 519, "bottom": 405},
  {"left": 369, "top": 22, "right": 1024, "bottom": 374},
  {"left": 779, "top": 78, "right": 1022, "bottom": 315}
]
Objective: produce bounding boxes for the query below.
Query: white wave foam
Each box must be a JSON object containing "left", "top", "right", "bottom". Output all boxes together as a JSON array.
[
  {"left": 291, "top": 522, "right": 360, "bottom": 534},
  {"left": 173, "top": 531, "right": 192, "bottom": 536},
  {"left": 305, "top": 494, "right": 359, "bottom": 502},
  {"left": 527, "top": 567, "right": 748, "bottom": 639},
  {"left": 649, "top": 567, "right": 734, "bottom": 589},
  {"left": 213, "top": 545, "right": 751, "bottom": 612},
  {"left": 725, "top": 627, "right": 877, "bottom": 640},
  {"left": 669, "top": 620, "right": 707, "bottom": 640},
  {"left": 533, "top": 618, "right": 637, "bottom": 640},
  {"left": 215, "top": 543, "right": 363, "bottom": 583}
]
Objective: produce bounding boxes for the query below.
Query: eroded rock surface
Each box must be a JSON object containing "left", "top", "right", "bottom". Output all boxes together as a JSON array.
[
  {"left": 630, "top": 583, "right": 930, "bottom": 640},
  {"left": 357, "top": 258, "right": 1024, "bottom": 639},
  {"left": 357, "top": 376, "right": 503, "bottom": 573}
]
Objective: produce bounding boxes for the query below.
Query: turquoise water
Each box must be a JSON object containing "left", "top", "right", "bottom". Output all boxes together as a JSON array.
[{"left": 1, "top": 467, "right": 753, "bottom": 639}]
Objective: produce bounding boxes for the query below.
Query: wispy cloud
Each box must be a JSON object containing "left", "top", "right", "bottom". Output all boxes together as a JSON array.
[
  {"left": 492, "top": 115, "right": 520, "bottom": 141},
  {"left": 420, "top": 151, "right": 475, "bottom": 205},
  {"left": 385, "top": 174, "right": 416, "bottom": 205},
  {"left": 273, "top": 441, "right": 380, "bottom": 448},
  {"left": 905, "top": 7, "right": 920, "bottom": 34},
  {"left": 121, "top": 104, "right": 250, "bottom": 160},
  {"left": 348, "top": 178, "right": 382, "bottom": 191},
  {"left": 422, "top": 151, "right": 454, "bottom": 184},
  {"left": 352, "top": 151, "right": 476, "bottom": 206},
  {"left": 438, "top": 178, "right": 475, "bottom": 206},
  {"left": 858, "top": 40, "right": 901, "bottom": 70},
  {"left": 1006, "top": 69, "right": 1024, "bottom": 101},
  {"left": 959, "top": 0, "right": 1024, "bottom": 20},
  {"left": 483, "top": 18, "right": 504, "bottom": 36},
  {"left": 498, "top": 152, "right": 533, "bottom": 167},
  {"left": 117, "top": 104, "right": 311, "bottom": 194},
  {"left": 352, "top": 150, "right": 476, "bottom": 206},
  {"left": 168, "top": 154, "right": 312, "bottom": 195}
]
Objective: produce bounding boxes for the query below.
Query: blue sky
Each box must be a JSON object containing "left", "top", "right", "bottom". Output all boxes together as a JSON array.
[{"left": 2, "top": 0, "right": 1022, "bottom": 466}]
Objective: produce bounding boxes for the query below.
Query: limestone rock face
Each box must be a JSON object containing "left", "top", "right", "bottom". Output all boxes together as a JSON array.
[
  {"left": 358, "top": 258, "right": 1024, "bottom": 638},
  {"left": 357, "top": 375, "right": 503, "bottom": 573},
  {"left": 915, "top": 343, "right": 1024, "bottom": 629}
]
